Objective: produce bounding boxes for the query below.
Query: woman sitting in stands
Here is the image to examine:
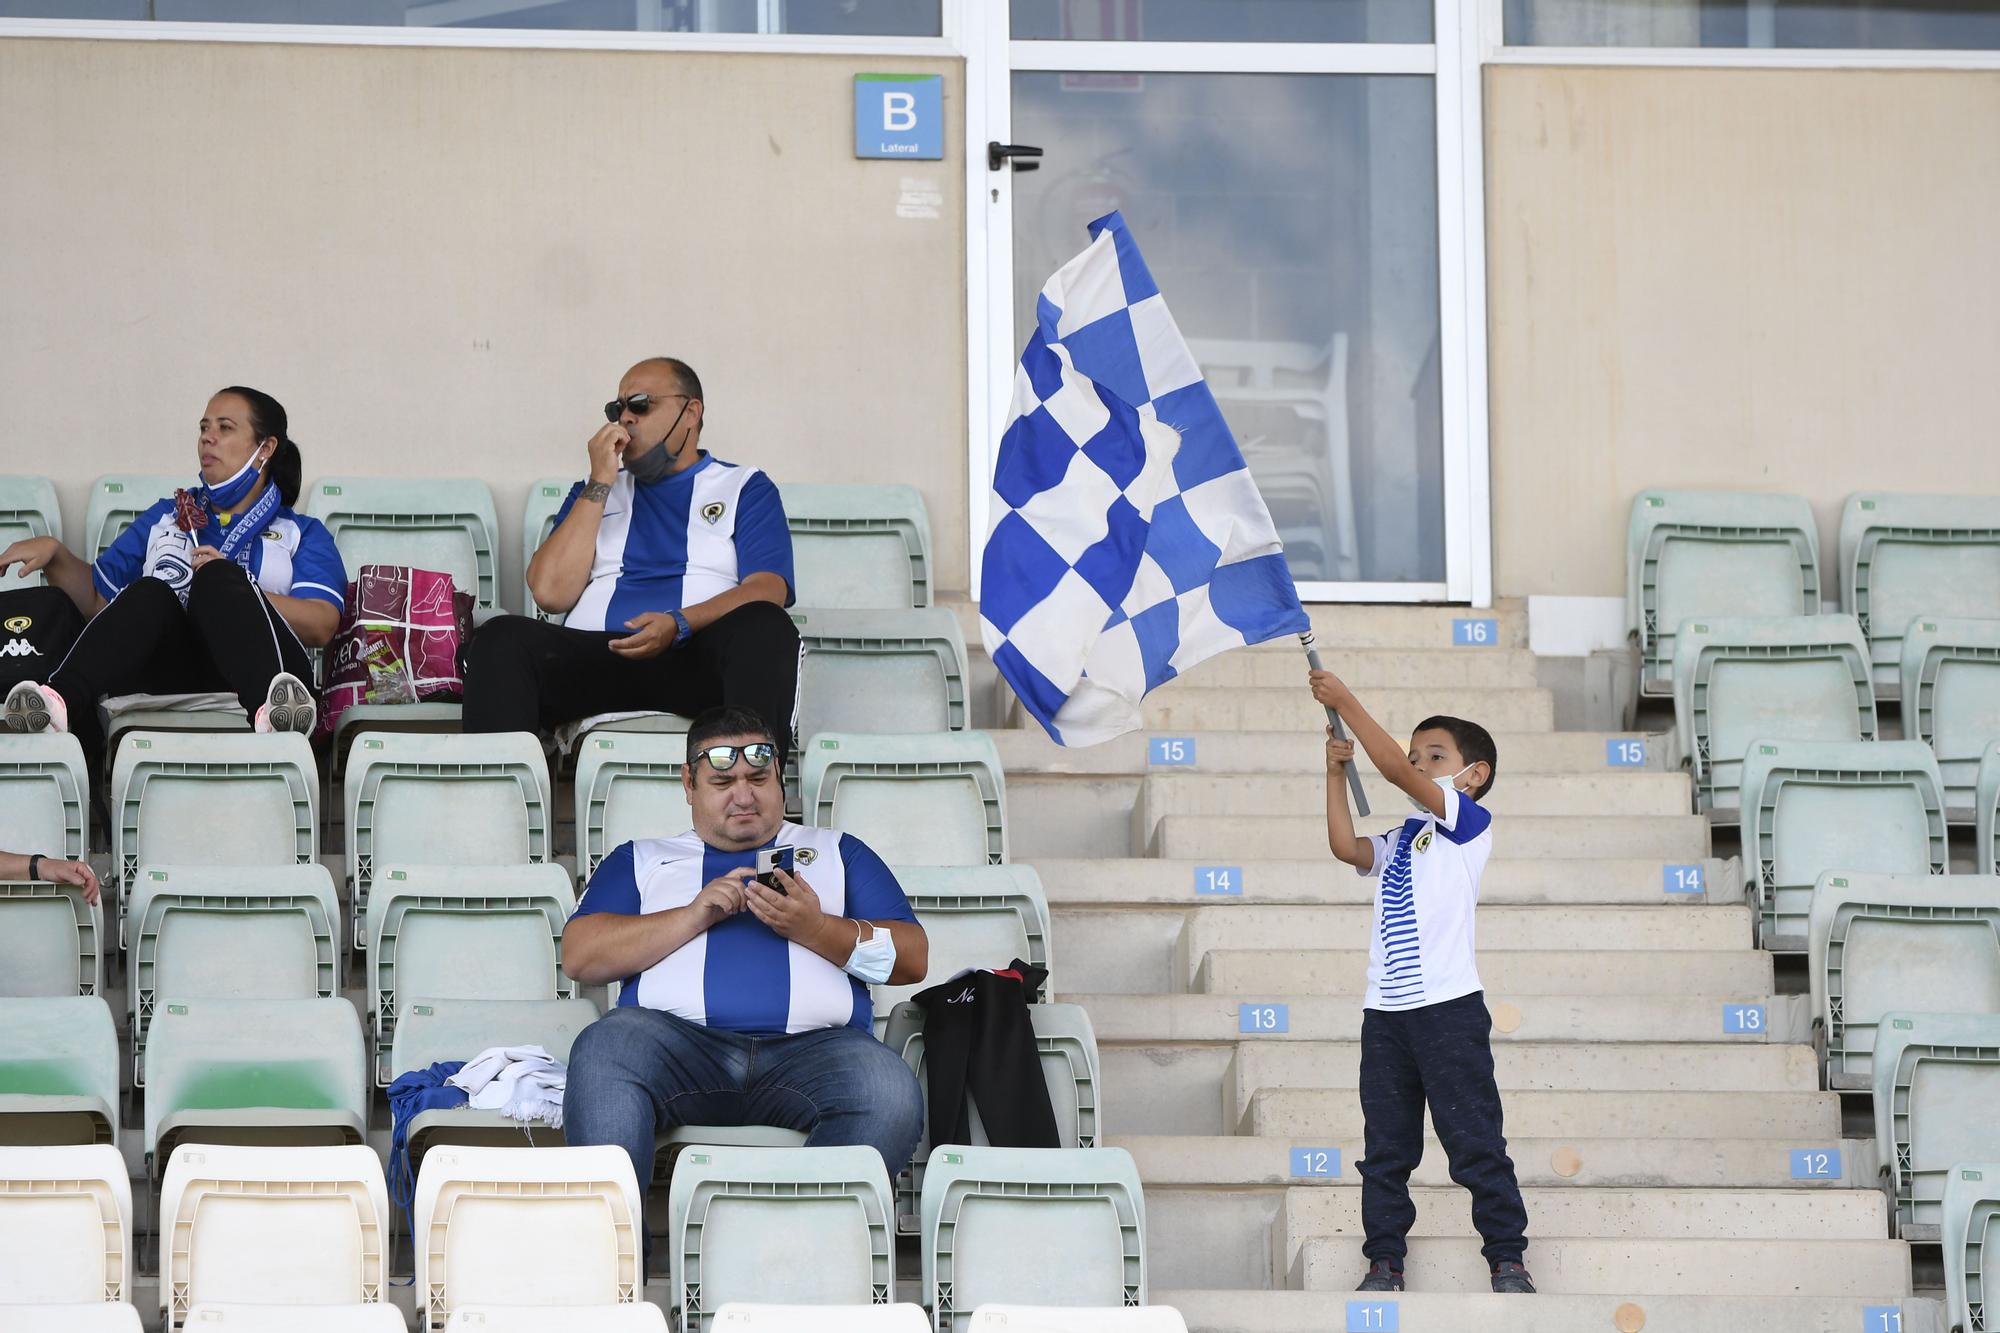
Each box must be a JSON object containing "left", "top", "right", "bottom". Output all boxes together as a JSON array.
[
  {"left": 0, "top": 851, "right": 99, "bottom": 905},
  {"left": 0, "top": 385, "right": 346, "bottom": 774}
]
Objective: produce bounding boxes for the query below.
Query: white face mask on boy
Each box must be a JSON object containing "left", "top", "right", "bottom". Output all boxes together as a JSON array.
[{"left": 1409, "top": 763, "right": 1477, "bottom": 814}]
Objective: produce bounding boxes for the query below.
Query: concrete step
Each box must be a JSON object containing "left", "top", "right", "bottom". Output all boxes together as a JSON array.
[
  {"left": 1076, "top": 994, "right": 1810, "bottom": 1045},
  {"left": 951, "top": 598, "right": 1532, "bottom": 650},
  {"left": 1157, "top": 1291, "right": 1946, "bottom": 1333},
  {"left": 1114, "top": 686, "right": 1558, "bottom": 736},
  {"left": 1031, "top": 856, "right": 1743, "bottom": 908},
  {"left": 1196, "top": 949, "right": 1773, "bottom": 998},
  {"left": 1153, "top": 813, "right": 1711, "bottom": 860},
  {"left": 1169, "top": 646, "right": 1542, "bottom": 690},
  {"left": 1242, "top": 1087, "right": 1844, "bottom": 1140},
  {"left": 1293, "top": 1235, "right": 1911, "bottom": 1297},
  {"left": 1135, "top": 770, "right": 1692, "bottom": 823},
  {"left": 992, "top": 727, "right": 1673, "bottom": 777}
]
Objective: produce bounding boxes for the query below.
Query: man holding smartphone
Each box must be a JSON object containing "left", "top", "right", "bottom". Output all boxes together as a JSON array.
[{"left": 561, "top": 704, "right": 930, "bottom": 1185}]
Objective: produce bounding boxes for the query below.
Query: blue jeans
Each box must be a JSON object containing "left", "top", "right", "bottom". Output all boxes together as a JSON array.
[{"left": 565, "top": 1005, "right": 925, "bottom": 1186}]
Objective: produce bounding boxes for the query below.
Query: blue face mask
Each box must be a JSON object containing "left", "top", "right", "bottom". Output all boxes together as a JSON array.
[{"left": 202, "top": 447, "right": 268, "bottom": 510}]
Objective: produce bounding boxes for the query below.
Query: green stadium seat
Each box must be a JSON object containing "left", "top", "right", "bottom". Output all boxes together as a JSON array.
[
  {"left": 886, "top": 1002, "right": 1099, "bottom": 1235},
  {"left": 127, "top": 864, "right": 342, "bottom": 1085},
  {"left": 343, "top": 731, "right": 554, "bottom": 950},
  {"left": 305, "top": 476, "right": 500, "bottom": 609},
  {"left": 0, "top": 996, "right": 119, "bottom": 1146},
  {"left": 413, "top": 1144, "right": 643, "bottom": 1330},
  {"left": 1671, "top": 615, "right": 1877, "bottom": 819},
  {"left": 0, "top": 880, "right": 102, "bottom": 998},
  {"left": 0, "top": 1144, "right": 131, "bottom": 1305},
  {"left": 712, "top": 1306, "right": 926, "bottom": 1331},
  {"left": 1842, "top": 493, "right": 2000, "bottom": 698},
  {"left": 1984, "top": 744, "right": 2000, "bottom": 877},
  {"left": 780, "top": 484, "right": 932, "bottom": 610},
  {"left": 794, "top": 608, "right": 970, "bottom": 739},
  {"left": 803, "top": 732, "right": 1007, "bottom": 866},
  {"left": 874, "top": 866, "right": 1053, "bottom": 1029},
  {"left": 84, "top": 473, "right": 182, "bottom": 564},
  {"left": 143, "top": 997, "right": 367, "bottom": 1171},
  {"left": 967, "top": 1310, "right": 1189, "bottom": 1332},
  {"left": 101, "top": 698, "right": 252, "bottom": 763},
  {"left": 0, "top": 732, "right": 89, "bottom": 862},
  {"left": 8, "top": 1304, "right": 145, "bottom": 1332},
  {"left": 1809, "top": 873, "right": 2000, "bottom": 1089},
  {"left": 1739, "top": 739, "right": 1947, "bottom": 950},
  {"left": 1902, "top": 617, "right": 2000, "bottom": 820},
  {"left": 1626, "top": 490, "right": 1820, "bottom": 697},
  {"left": 0, "top": 474, "right": 62, "bottom": 591},
  {"left": 390, "top": 997, "right": 601, "bottom": 1162},
  {"left": 366, "top": 864, "right": 577, "bottom": 1085},
  {"left": 186, "top": 1306, "right": 407, "bottom": 1331},
  {"left": 667, "top": 1145, "right": 896, "bottom": 1333},
  {"left": 522, "top": 476, "right": 573, "bottom": 621},
  {"left": 574, "top": 730, "right": 693, "bottom": 883},
  {"left": 1944, "top": 1162, "right": 2000, "bottom": 1333},
  {"left": 445, "top": 1308, "right": 670, "bottom": 1331},
  {"left": 110, "top": 732, "right": 319, "bottom": 947},
  {"left": 920, "top": 1146, "right": 1145, "bottom": 1332},
  {"left": 158, "top": 1143, "right": 389, "bottom": 1333},
  {"left": 1871, "top": 1011, "right": 2000, "bottom": 1240}
]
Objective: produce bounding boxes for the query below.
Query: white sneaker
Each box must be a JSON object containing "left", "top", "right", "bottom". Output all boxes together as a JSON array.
[
  {"left": 254, "top": 672, "right": 316, "bottom": 736},
  {"left": 3, "top": 680, "right": 67, "bottom": 733}
]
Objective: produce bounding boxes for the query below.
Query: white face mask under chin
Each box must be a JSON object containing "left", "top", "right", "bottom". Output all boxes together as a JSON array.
[{"left": 1409, "top": 763, "right": 1476, "bottom": 814}]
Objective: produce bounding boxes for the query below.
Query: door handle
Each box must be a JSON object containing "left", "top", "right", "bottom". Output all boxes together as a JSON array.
[{"left": 988, "top": 142, "right": 1044, "bottom": 173}]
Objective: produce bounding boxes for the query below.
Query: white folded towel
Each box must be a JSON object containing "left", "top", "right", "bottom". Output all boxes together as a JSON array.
[{"left": 448, "top": 1044, "right": 567, "bottom": 1129}]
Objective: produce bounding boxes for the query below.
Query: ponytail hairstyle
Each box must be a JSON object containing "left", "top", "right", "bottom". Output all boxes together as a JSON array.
[{"left": 218, "top": 385, "right": 303, "bottom": 507}]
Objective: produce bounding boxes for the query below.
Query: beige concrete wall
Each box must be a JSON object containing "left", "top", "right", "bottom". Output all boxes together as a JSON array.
[
  {"left": 1485, "top": 65, "right": 2000, "bottom": 599},
  {"left": 0, "top": 38, "right": 967, "bottom": 602}
]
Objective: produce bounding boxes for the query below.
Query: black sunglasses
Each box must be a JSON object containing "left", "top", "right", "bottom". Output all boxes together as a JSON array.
[
  {"left": 604, "top": 392, "right": 690, "bottom": 423},
  {"left": 695, "top": 742, "right": 776, "bottom": 773}
]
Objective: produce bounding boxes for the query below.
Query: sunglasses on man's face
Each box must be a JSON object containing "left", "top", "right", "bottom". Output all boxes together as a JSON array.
[
  {"left": 604, "top": 392, "right": 689, "bottom": 423},
  {"left": 695, "top": 742, "right": 776, "bottom": 773}
]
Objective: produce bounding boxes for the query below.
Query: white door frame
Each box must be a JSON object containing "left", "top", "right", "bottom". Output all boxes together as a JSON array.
[{"left": 962, "top": 0, "right": 1494, "bottom": 607}]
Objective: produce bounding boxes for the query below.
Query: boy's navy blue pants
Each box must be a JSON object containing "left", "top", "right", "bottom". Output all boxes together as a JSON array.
[{"left": 1358, "top": 990, "right": 1529, "bottom": 1268}]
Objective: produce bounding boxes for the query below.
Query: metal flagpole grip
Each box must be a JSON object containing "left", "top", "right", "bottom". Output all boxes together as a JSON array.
[{"left": 1301, "top": 631, "right": 1370, "bottom": 816}]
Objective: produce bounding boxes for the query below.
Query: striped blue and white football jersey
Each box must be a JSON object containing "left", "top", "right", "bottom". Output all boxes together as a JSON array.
[
  {"left": 571, "top": 821, "right": 916, "bottom": 1036},
  {"left": 92, "top": 497, "right": 347, "bottom": 610},
  {"left": 1356, "top": 788, "right": 1493, "bottom": 1012},
  {"left": 549, "top": 453, "right": 794, "bottom": 633}
]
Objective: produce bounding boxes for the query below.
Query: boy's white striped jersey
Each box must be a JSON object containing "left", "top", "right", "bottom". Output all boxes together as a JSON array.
[{"left": 1355, "top": 786, "right": 1493, "bottom": 1012}]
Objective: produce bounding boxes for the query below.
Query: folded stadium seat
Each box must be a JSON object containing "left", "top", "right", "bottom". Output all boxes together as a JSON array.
[
  {"left": 967, "top": 1309, "right": 1190, "bottom": 1332},
  {"left": 1670, "top": 614, "right": 1877, "bottom": 820},
  {"left": 1738, "top": 739, "right": 1947, "bottom": 950},
  {"left": 872, "top": 866, "right": 1053, "bottom": 1031},
  {"left": 712, "top": 1304, "right": 928, "bottom": 1330},
  {"left": 110, "top": 731, "right": 319, "bottom": 948},
  {"left": 128, "top": 863, "right": 342, "bottom": 1084},
  {"left": 574, "top": 730, "right": 694, "bottom": 884},
  {"left": 445, "top": 1307, "right": 670, "bottom": 1331},
  {"left": 366, "top": 863, "right": 577, "bottom": 1085},
  {"left": 0, "top": 1143, "right": 131, "bottom": 1303},
  {"left": 1984, "top": 745, "right": 2000, "bottom": 876},
  {"left": 779, "top": 483, "right": 932, "bottom": 609},
  {"left": 413, "top": 1144, "right": 644, "bottom": 1331},
  {"left": 343, "top": 730, "right": 554, "bottom": 950},
  {"left": 0, "top": 732, "right": 91, "bottom": 864},
  {"left": 84, "top": 473, "right": 185, "bottom": 565},
  {"left": 157, "top": 1143, "right": 389, "bottom": 1333},
  {"left": 1842, "top": 492, "right": 2000, "bottom": 699},
  {"left": 0, "top": 996, "right": 120, "bottom": 1145},
  {"left": 522, "top": 476, "right": 574, "bottom": 623},
  {"left": 0, "top": 473, "right": 61, "bottom": 592},
  {"left": 794, "top": 607, "right": 970, "bottom": 739},
  {"left": 667, "top": 1145, "right": 896, "bottom": 1333},
  {"left": 920, "top": 1146, "right": 1146, "bottom": 1332},
  {"left": 1902, "top": 618, "right": 2000, "bottom": 822},
  {"left": 1810, "top": 873, "right": 2000, "bottom": 1090},
  {"left": 1871, "top": 1011, "right": 2000, "bottom": 1240},
  {"left": 5, "top": 1305, "right": 143, "bottom": 1332},
  {"left": 1943, "top": 1163, "right": 2000, "bottom": 1333},
  {"left": 0, "top": 877, "right": 102, "bottom": 999},
  {"left": 803, "top": 732, "right": 1008, "bottom": 867},
  {"left": 886, "top": 1002, "right": 1099, "bottom": 1234},
  {"left": 390, "top": 997, "right": 601, "bottom": 1162},
  {"left": 1626, "top": 489, "right": 1820, "bottom": 698},
  {"left": 184, "top": 1305, "right": 407, "bottom": 1331},
  {"left": 143, "top": 996, "right": 367, "bottom": 1173}
]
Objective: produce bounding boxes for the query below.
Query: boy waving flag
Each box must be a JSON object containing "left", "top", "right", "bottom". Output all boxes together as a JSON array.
[{"left": 980, "top": 210, "right": 1310, "bottom": 747}]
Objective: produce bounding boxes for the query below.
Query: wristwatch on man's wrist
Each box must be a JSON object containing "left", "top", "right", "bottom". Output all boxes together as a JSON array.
[
  {"left": 668, "top": 609, "right": 693, "bottom": 645},
  {"left": 580, "top": 480, "right": 612, "bottom": 504}
]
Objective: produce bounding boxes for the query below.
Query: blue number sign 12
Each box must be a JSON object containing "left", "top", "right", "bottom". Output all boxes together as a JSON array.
[
  {"left": 1290, "top": 1147, "right": 1340, "bottom": 1178},
  {"left": 1791, "top": 1148, "right": 1842, "bottom": 1179}
]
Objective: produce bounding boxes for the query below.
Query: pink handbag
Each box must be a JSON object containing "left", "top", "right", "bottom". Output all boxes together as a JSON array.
[{"left": 315, "top": 565, "right": 474, "bottom": 741}]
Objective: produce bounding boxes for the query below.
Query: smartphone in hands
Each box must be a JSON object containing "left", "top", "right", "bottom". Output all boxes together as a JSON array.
[{"left": 755, "top": 846, "right": 795, "bottom": 895}]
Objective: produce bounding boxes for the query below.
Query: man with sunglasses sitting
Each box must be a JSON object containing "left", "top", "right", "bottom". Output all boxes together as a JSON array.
[
  {"left": 562, "top": 704, "right": 930, "bottom": 1185},
  {"left": 463, "top": 356, "right": 802, "bottom": 762}
]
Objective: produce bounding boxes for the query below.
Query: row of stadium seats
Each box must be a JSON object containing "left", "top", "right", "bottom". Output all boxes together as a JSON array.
[
  {"left": 0, "top": 1141, "right": 1166, "bottom": 1333},
  {"left": 1628, "top": 488, "right": 2000, "bottom": 699},
  {"left": 0, "top": 474, "right": 936, "bottom": 614}
]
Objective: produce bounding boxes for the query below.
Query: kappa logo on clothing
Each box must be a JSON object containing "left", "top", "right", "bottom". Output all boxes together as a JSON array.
[
  {"left": 701, "top": 501, "right": 726, "bottom": 525},
  {"left": 794, "top": 846, "right": 817, "bottom": 867},
  {"left": 0, "top": 639, "right": 41, "bottom": 658},
  {"left": 2, "top": 615, "right": 30, "bottom": 633},
  {"left": 1413, "top": 829, "right": 1434, "bottom": 855}
]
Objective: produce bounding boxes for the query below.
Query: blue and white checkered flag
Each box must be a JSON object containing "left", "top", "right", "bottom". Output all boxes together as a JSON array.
[{"left": 981, "top": 210, "right": 1311, "bottom": 746}]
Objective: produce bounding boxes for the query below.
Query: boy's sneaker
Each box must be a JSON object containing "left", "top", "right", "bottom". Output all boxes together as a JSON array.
[
  {"left": 1355, "top": 1261, "right": 1405, "bottom": 1292},
  {"left": 253, "top": 673, "right": 316, "bottom": 736},
  {"left": 1490, "top": 1261, "right": 1537, "bottom": 1293},
  {"left": 3, "top": 680, "right": 67, "bottom": 733}
]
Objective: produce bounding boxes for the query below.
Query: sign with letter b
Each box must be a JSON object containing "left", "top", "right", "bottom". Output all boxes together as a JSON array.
[{"left": 855, "top": 74, "right": 943, "bottom": 160}]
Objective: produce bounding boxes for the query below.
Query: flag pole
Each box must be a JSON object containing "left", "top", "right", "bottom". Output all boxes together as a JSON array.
[{"left": 1301, "top": 631, "right": 1370, "bottom": 816}]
